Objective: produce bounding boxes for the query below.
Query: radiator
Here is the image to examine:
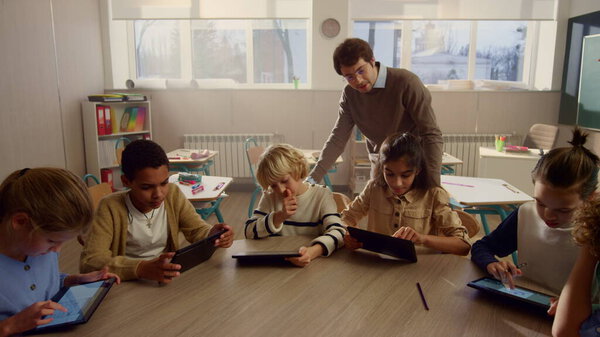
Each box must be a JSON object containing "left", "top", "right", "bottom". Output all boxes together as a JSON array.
[
  {"left": 183, "top": 133, "right": 283, "bottom": 177},
  {"left": 443, "top": 133, "right": 520, "bottom": 177}
]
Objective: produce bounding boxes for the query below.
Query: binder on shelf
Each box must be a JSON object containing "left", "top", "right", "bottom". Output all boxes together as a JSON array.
[
  {"left": 113, "top": 93, "right": 147, "bottom": 102},
  {"left": 135, "top": 107, "right": 146, "bottom": 131},
  {"left": 100, "top": 168, "right": 114, "bottom": 191},
  {"left": 88, "top": 94, "right": 124, "bottom": 102},
  {"left": 104, "top": 106, "right": 112, "bottom": 135},
  {"left": 96, "top": 105, "right": 106, "bottom": 136},
  {"left": 109, "top": 106, "right": 119, "bottom": 134},
  {"left": 127, "top": 107, "right": 138, "bottom": 132},
  {"left": 120, "top": 108, "right": 131, "bottom": 132}
]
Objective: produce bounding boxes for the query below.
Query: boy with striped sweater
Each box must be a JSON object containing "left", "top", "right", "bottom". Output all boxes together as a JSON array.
[{"left": 245, "top": 144, "right": 345, "bottom": 267}]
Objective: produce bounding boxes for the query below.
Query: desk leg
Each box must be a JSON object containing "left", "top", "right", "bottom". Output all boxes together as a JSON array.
[{"left": 322, "top": 174, "right": 333, "bottom": 192}]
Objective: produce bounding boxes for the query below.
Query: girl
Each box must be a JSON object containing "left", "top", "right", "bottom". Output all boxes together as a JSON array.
[
  {"left": 0, "top": 168, "right": 119, "bottom": 336},
  {"left": 471, "top": 127, "right": 599, "bottom": 295},
  {"left": 342, "top": 132, "right": 471, "bottom": 255},
  {"left": 553, "top": 197, "right": 600, "bottom": 337}
]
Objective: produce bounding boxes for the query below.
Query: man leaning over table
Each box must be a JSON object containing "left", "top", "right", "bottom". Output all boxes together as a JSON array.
[{"left": 307, "top": 38, "right": 443, "bottom": 185}]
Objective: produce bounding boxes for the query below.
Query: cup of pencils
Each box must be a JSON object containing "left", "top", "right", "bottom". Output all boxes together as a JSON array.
[{"left": 495, "top": 135, "right": 506, "bottom": 152}]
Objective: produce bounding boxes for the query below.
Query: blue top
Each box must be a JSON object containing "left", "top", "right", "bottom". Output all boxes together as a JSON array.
[
  {"left": 0, "top": 252, "right": 66, "bottom": 320},
  {"left": 471, "top": 208, "right": 519, "bottom": 271},
  {"left": 373, "top": 63, "right": 387, "bottom": 89}
]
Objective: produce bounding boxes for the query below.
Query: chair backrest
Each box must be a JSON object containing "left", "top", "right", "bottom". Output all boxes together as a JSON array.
[
  {"left": 115, "top": 137, "right": 131, "bottom": 165},
  {"left": 244, "top": 138, "right": 265, "bottom": 187},
  {"left": 83, "top": 174, "right": 113, "bottom": 210},
  {"left": 522, "top": 124, "right": 559, "bottom": 150},
  {"left": 455, "top": 209, "right": 480, "bottom": 238},
  {"left": 332, "top": 192, "right": 351, "bottom": 213}
]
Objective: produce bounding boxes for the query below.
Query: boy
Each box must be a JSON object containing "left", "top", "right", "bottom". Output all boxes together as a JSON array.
[
  {"left": 80, "top": 139, "right": 233, "bottom": 283},
  {"left": 245, "top": 144, "right": 345, "bottom": 267}
]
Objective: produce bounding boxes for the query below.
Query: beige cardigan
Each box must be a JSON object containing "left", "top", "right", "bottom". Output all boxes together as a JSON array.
[{"left": 80, "top": 184, "right": 212, "bottom": 280}]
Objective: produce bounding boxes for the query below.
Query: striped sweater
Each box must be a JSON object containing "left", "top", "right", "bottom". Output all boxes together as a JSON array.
[{"left": 245, "top": 184, "right": 345, "bottom": 256}]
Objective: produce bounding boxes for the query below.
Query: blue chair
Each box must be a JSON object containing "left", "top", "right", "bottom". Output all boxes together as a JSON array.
[
  {"left": 194, "top": 197, "right": 226, "bottom": 223},
  {"left": 244, "top": 138, "right": 264, "bottom": 218}
]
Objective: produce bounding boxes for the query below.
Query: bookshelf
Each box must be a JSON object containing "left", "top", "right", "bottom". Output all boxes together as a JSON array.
[
  {"left": 82, "top": 100, "right": 152, "bottom": 190},
  {"left": 349, "top": 128, "right": 370, "bottom": 195}
]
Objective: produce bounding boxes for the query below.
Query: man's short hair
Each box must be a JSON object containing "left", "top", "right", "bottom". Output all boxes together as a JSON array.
[
  {"left": 333, "top": 38, "right": 374, "bottom": 75},
  {"left": 121, "top": 139, "right": 169, "bottom": 180}
]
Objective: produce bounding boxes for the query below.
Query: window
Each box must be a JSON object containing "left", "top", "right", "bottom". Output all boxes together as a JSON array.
[
  {"left": 352, "top": 20, "right": 532, "bottom": 86},
  {"left": 132, "top": 19, "right": 308, "bottom": 86}
]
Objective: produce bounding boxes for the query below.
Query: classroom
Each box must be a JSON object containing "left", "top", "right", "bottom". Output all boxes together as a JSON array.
[{"left": 1, "top": 0, "right": 599, "bottom": 336}]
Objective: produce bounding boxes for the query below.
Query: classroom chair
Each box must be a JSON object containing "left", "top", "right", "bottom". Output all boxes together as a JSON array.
[
  {"left": 332, "top": 192, "right": 351, "bottom": 213},
  {"left": 115, "top": 137, "right": 131, "bottom": 164},
  {"left": 79, "top": 174, "right": 113, "bottom": 245},
  {"left": 244, "top": 137, "right": 265, "bottom": 218},
  {"left": 522, "top": 123, "right": 559, "bottom": 150},
  {"left": 454, "top": 209, "right": 480, "bottom": 238},
  {"left": 192, "top": 196, "right": 226, "bottom": 223}
]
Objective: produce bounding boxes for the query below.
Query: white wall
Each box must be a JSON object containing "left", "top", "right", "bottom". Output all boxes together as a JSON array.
[{"left": 0, "top": 0, "right": 104, "bottom": 179}]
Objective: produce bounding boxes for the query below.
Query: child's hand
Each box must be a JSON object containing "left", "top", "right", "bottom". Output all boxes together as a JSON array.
[
  {"left": 5, "top": 300, "right": 66, "bottom": 334},
  {"left": 69, "top": 266, "right": 121, "bottom": 286},
  {"left": 286, "top": 246, "right": 311, "bottom": 267},
  {"left": 393, "top": 226, "right": 424, "bottom": 244},
  {"left": 280, "top": 189, "right": 297, "bottom": 219},
  {"left": 547, "top": 297, "right": 559, "bottom": 316},
  {"left": 137, "top": 252, "right": 181, "bottom": 284},
  {"left": 210, "top": 223, "right": 234, "bottom": 248},
  {"left": 486, "top": 261, "right": 523, "bottom": 289},
  {"left": 344, "top": 231, "right": 363, "bottom": 250}
]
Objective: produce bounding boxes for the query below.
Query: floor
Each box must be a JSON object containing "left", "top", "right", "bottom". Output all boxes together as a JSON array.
[{"left": 58, "top": 190, "right": 504, "bottom": 275}]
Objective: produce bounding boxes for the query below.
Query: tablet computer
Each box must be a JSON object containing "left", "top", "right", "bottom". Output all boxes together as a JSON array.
[
  {"left": 232, "top": 251, "right": 301, "bottom": 263},
  {"left": 171, "top": 229, "right": 226, "bottom": 272},
  {"left": 347, "top": 226, "right": 417, "bottom": 263},
  {"left": 467, "top": 277, "right": 553, "bottom": 310},
  {"left": 31, "top": 278, "right": 115, "bottom": 333}
]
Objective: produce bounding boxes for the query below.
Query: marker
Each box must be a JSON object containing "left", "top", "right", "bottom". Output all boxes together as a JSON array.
[
  {"left": 416, "top": 282, "right": 429, "bottom": 311},
  {"left": 213, "top": 182, "right": 225, "bottom": 191},
  {"left": 191, "top": 183, "right": 202, "bottom": 190},
  {"left": 502, "top": 183, "right": 520, "bottom": 193},
  {"left": 168, "top": 156, "right": 181, "bottom": 160},
  {"left": 442, "top": 182, "right": 474, "bottom": 188},
  {"left": 191, "top": 185, "right": 204, "bottom": 194}
]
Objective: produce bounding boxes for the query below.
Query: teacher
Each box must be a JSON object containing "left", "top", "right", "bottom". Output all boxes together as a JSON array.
[{"left": 308, "top": 38, "right": 443, "bottom": 185}]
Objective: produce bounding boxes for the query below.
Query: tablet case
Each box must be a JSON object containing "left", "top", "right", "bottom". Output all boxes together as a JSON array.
[
  {"left": 171, "top": 229, "right": 226, "bottom": 272},
  {"left": 347, "top": 226, "right": 417, "bottom": 263},
  {"left": 31, "top": 278, "right": 116, "bottom": 334},
  {"left": 467, "top": 277, "right": 552, "bottom": 310}
]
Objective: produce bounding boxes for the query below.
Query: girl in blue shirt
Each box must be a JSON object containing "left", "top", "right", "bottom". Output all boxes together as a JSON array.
[{"left": 0, "top": 168, "right": 119, "bottom": 336}]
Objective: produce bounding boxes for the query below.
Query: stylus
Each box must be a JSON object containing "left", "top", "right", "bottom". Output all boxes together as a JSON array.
[{"left": 416, "top": 282, "right": 429, "bottom": 311}]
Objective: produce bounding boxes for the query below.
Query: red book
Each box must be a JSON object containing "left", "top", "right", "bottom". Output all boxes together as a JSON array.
[
  {"left": 100, "top": 169, "right": 114, "bottom": 191},
  {"left": 104, "top": 106, "right": 112, "bottom": 135},
  {"left": 96, "top": 105, "right": 106, "bottom": 135}
]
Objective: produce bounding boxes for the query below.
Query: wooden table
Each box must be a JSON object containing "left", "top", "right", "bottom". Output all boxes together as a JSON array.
[
  {"left": 167, "top": 149, "right": 219, "bottom": 175},
  {"left": 478, "top": 146, "right": 544, "bottom": 196},
  {"left": 299, "top": 149, "right": 343, "bottom": 191},
  {"left": 47, "top": 236, "right": 551, "bottom": 337},
  {"left": 442, "top": 152, "right": 463, "bottom": 175}
]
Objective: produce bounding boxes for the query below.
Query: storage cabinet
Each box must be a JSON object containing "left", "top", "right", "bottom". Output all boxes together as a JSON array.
[{"left": 82, "top": 100, "right": 152, "bottom": 189}]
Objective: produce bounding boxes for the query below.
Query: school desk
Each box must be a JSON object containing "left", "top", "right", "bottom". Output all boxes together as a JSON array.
[
  {"left": 169, "top": 173, "right": 232, "bottom": 222},
  {"left": 441, "top": 152, "right": 463, "bottom": 175},
  {"left": 167, "top": 149, "right": 219, "bottom": 175},
  {"left": 478, "top": 146, "right": 544, "bottom": 196},
  {"left": 46, "top": 236, "right": 552, "bottom": 337},
  {"left": 299, "top": 149, "right": 343, "bottom": 191}
]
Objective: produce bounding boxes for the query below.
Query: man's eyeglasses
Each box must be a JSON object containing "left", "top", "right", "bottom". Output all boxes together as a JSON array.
[{"left": 342, "top": 64, "right": 370, "bottom": 83}]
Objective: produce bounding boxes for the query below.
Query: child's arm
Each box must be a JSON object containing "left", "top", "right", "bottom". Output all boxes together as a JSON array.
[
  {"left": 287, "top": 245, "right": 324, "bottom": 267},
  {"left": 63, "top": 266, "right": 121, "bottom": 286},
  {"left": 0, "top": 301, "right": 66, "bottom": 337},
  {"left": 471, "top": 209, "right": 519, "bottom": 269},
  {"left": 307, "top": 190, "right": 346, "bottom": 257},
  {"left": 393, "top": 227, "right": 470, "bottom": 255},
  {"left": 245, "top": 191, "right": 284, "bottom": 239},
  {"left": 553, "top": 247, "right": 596, "bottom": 337},
  {"left": 341, "top": 182, "right": 372, "bottom": 249}
]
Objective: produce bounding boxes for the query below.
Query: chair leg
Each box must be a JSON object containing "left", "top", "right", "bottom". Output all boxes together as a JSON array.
[
  {"left": 247, "top": 187, "right": 261, "bottom": 218},
  {"left": 323, "top": 173, "right": 333, "bottom": 192}
]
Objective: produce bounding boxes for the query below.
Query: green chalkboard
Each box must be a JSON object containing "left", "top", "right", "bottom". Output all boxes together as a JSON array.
[{"left": 577, "top": 34, "right": 600, "bottom": 130}]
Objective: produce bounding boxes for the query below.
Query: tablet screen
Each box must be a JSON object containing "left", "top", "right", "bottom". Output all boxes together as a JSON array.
[
  {"left": 468, "top": 277, "right": 552, "bottom": 309},
  {"left": 37, "top": 279, "right": 114, "bottom": 330}
]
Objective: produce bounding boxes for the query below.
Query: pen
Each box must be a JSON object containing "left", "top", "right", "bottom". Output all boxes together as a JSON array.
[
  {"left": 442, "top": 182, "right": 475, "bottom": 188},
  {"left": 213, "top": 182, "right": 225, "bottom": 191},
  {"left": 191, "top": 186, "right": 204, "bottom": 194},
  {"left": 416, "top": 282, "right": 429, "bottom": 311},
  {"left": 502, "top": 183, "right": 520, "bottom": 193},
  {"left": 191, "top": 183, "right": 202, "bottom": 190},
  {"left": 168, "top": 156, "right": 181, "bottom": 160}
]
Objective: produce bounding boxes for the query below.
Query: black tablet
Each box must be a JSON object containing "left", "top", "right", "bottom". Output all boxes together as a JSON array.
[
  {"left": 232, "top": 251, "right": 301, "bottom": 263},
  {"left": 347, "top": 226, "right": 417, "bottom": 263},
  {"left": 171, "top": 229, "right": 226, "bottom": 272},
  {"left": 31, "top": 278, "right": 115, "bottom": 333},
  {"left": 467, "top": 277, "right": 553, "bottom": 310}
]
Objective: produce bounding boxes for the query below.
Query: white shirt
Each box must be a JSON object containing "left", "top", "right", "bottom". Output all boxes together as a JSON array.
[{"left": 124, "top": 194, "right": 168, "bottom": 259}]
